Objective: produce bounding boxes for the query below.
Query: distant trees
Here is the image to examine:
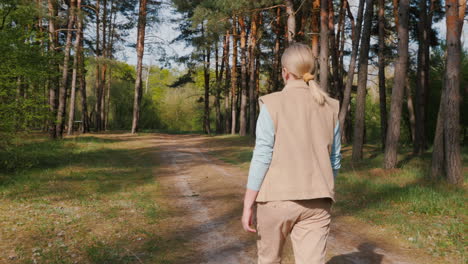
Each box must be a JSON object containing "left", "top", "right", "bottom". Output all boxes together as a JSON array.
[
  {"left": 0, "top": 0, "right": 160, "bottom": 140},
  {"left": 1, "top": 0, "right": 466, "bottom": 185},
  {"left": 169, "top": 0, "right": 466, "bottom": 185}
]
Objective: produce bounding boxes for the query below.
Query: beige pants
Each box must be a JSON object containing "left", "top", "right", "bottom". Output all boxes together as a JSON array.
[{"left": 256, "top": 198, "right": 332, "bottom": 264}]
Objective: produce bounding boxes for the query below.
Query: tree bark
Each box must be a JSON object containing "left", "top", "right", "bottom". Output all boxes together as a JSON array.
[
  {"left": 105, "top": 69, "right": 112, "bottom": 130},
  {"left": 231, "top": 18, "right": 238, "bottom": 135},
  {"left": 319, "top": 0, "right": 329, "bottom": 92},
  {"left": 94, "top": 0, "right": 101, "bottom": 131},
  {"left": 378, "top": 0, "right": 387, "bottom": 149},
  {"left": 336, "top": 0, "right": 347, "bottom": 101},
  {"left": 47, "top": 0, "right": 59, "bottom": 139},
  {"left": 285, "top": 0, "right": 295, "bottom": 44},
  {"left": 442, "top": 0, "right": 464, "bottom": 184},
  {"left": 105, "top": 2, "right": 117, "bottom": 130},
  {"left": 79, "top": 26, "right": 89, "bottom": 133},
  {"left": 328, "top": 0, "right": 340, "bottom": 99},
  {"left": 338, "top": 0, "right": 365, "bottom": 131},
  {"left": 131, "top": 0, "right": 148, "bottom": 134},
  {"left": 311, "top": 0, "right": 320, "bottom": 61},
  {"left": 203, "top": 44, "right": 211, "bottom": 134},
  {"left": 56, "top": 0, "right": 76, "bottom": 138},
  {"left": 224, "top": 30, "right": 231, "bottom": 134},
  {"left": 430, "top": 81, "right": 445, "bottom": 179},
  {"left": 271, "top": 7, "right": 281, "bottom": 92},
  {"left": 215, "top": 37, "right": 225, "bottom": 134},
  {"left": 405, "top": 76, "right": 416, "bottom": 142},
  {"left": 351, "top": 0, "right": 373, "bottom": 161},
  {"left": 249, "top": 13, "right": 259, "bottom": 136},
  {"left": 238, "top": 17, "right": 248, "bottom": 136},
  {"left": 414, "top": 0, "right": 429, "bottom": 154},
  {"left": 99, "top": 0, "right": 108, "bottom": 131},
  {"left": 384, "top": 0, "right": 410, "bottom": 169},
  {"left": 67, "top": 0, "right": 82, "bottom": 136}
]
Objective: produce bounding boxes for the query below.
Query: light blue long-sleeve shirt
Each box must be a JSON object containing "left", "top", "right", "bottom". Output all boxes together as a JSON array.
[{"left": 246, "top": 104, "right": 342, "bottom": 191}]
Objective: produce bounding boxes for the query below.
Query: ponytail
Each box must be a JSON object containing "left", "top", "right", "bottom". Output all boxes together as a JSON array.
[{"left": 302, "top": 72, "right": 328, "bottom": 105}]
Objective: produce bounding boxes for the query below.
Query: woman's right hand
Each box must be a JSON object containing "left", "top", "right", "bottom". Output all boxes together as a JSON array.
[
  {"left": 242, "top": 188, "right": 259, "bottom": 233},
  {"left": 242, "top": 205, "right": 256, "bottom": 233}
]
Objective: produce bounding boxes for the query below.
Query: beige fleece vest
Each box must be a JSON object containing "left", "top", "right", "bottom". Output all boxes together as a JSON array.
[{"left": 256, "top": 79, "right": 340, "bottom": 202}]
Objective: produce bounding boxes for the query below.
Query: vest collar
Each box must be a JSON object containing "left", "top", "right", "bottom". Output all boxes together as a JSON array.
[{"left": 284, "top": 79, "right": 309, "bottom": 90}]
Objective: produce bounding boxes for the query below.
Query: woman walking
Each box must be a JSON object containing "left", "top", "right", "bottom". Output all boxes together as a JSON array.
[{"left": 242, "top": 43, "right": 341, "bottom": 264}]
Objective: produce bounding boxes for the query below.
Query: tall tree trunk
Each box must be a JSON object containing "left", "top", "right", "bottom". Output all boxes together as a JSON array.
[
  {"left": 131, "top": 0, "right": 148, "bottom": 134},
  {"left": 215, "top": 38, "right": 224, "bottom": 133},
  {"left": 285, "top": 0, "right": 295, "bottom": 44},
  {"left": 405, "top": 76, "right": 416, "bottom": 142},
  {"left": 67, "top": 0, "right": 82, "bottom": 135},
  {"left": 311, "top": 0, "right": 320, "bottom": 61},
  {"left": 203, "top": 44, "right": 211, "bottom": 134},
  {"left": 384, "top": 0, "right": 410, "bottom": 169},
  {"left": 47, "top": 0, "right": 59, "bottom": 139},
  {"left": 56, "top": 0, "right": 76, "bottom": 138},
  {"left": 351, "top": 0, "right": 374, "bottom": 161},
  {"left": 94, "top": 0, "right": 101, "bottom": 131},
  {"left": 231, "top": 18, "right": 238, "bottom": 135},
  {"left": 442, "top": 0, "right": 464, "bottom": 184},
  {"left": 270, "top": 7, "right": 281, "bottom": 92},
  {"left": 338, "top": 0, "right": 365, "bottom": 131},
  {"left": 249, "top": 13, "right": 259, "bottom": 136},
  {"left": 336, "top": 0, "right": 347, "bottom": 101},
  {"left": 414, "top": 0, "right": 429, "bottom": 154},
  {"left": 79, "top": 26, "right": 89, "bottom": 133},
  {"left": 378, "top": 0, "right": 387, "bottom": 149},
  {"left": 328, "top": 0, "right": 340, "bottom": 99},
  {"left": 105, "top": 69, "right": 112, "bottom": 130},
  {"left": 238, "top": 17, "right": 248, "bottom": 136},
  {"left": 430, "top": 0, "right": 466, "bottom": 180},
  {"left": 105, "top": 2, "right": 117, "bottom": 130},
  {"left": 319, "top": 0, "right": 329, "bottom": 91},
  {"left": 224, "top": 30, "right": 231, "bottom": 134},
  {"left": 99, "top": 0, "right": 108, "bottom": 131},
  {"left": 431, "top": 81, "right": 445, "bottom": 179}
]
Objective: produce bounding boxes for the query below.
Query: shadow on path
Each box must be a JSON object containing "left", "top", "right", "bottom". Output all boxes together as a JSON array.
[{"left": 327, "top": 243, "right": 384, "bottom": 264}]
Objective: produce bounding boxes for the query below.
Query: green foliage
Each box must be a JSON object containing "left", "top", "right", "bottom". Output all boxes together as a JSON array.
[
  {"left": 159, "top": 85, "right": 204, "bottom": 132},
  {"left": 349, "top": 95, "right": 385, "bottom": 144},
  {"left": 0, "top": 1, "right": 52, "bottom": 148}
]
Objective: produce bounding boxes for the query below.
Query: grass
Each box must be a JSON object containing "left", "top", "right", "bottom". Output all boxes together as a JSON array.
[
  {"left": 204, "top": 135, "right": 467, "bottom": 262},
  {"left": 0, "top": 133, "right": 183, "bottom": 264}
]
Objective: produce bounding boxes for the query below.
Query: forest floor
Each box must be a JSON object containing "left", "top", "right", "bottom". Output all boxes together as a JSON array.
[{"left": 0, "top": 132, "right": 465, "bottom": 264}]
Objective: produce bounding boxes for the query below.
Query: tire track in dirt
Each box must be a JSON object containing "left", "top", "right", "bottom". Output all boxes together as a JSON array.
[{"left": 158, "top": 137, "right": 254, "bottom": 264}]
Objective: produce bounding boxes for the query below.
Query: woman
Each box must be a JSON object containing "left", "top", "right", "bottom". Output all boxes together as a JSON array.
[{"left": 242, "top": 43, "right": 341, "bottom": 264}]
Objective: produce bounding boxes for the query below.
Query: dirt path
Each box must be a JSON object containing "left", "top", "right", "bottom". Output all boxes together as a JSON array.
[{"left": 152, "top": 133, "right": 435, "bottom": 264}]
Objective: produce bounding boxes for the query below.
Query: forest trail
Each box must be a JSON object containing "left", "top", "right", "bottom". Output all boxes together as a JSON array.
[{"left": 152, "top": 133, "right": 434, "bottom": 264}]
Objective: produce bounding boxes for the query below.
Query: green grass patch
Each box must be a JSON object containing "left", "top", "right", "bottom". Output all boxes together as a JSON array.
[
  {"left": 335, "top": 147, "right": 467, "bottom": 258},
  {"left": 0, "top": 133, "right": 182, "bottom": 263}
]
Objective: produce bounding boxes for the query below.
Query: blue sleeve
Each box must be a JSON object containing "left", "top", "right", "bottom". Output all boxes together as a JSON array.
[
  {"left": 246, "top": 104, "right": 275, "bottom": 191},
  {"left": 330, "top": 120, "right": 341, "bottom": 179}
]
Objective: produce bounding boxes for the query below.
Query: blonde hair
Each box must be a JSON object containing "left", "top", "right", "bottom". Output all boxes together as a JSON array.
[{"left": 281, "top": 43, "right": 328, "bottom": 105}]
